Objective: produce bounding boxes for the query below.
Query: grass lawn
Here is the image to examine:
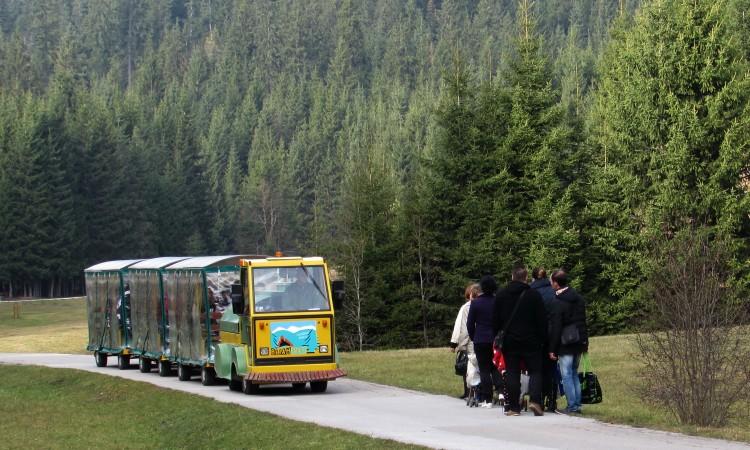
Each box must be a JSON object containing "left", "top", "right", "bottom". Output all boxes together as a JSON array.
[
  {"left": 0, "top": 298, "right": 88, "bottom": 354},
  {"left": 0, "top": 365, "right": 420, "bottom": 450},
  {"left": 2, "top": 298, "right": 749, "bottom": 444}
]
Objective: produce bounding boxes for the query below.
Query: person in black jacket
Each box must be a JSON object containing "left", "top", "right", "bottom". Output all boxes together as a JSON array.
[
  {"left": 531, "top": 267, "right": 558, "bottom": 412},
  {"left": 493, "top": 266, "right": 547, "bottom": 416},
  {"left": 548, "top": 269, "right": 589, "bottom": 414}
]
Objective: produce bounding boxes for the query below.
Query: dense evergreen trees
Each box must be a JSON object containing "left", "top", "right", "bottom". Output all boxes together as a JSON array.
[
  {"left": 584, "top": 0, "right": 750, "bottom": 333},
  {"left": 0, "top": 0, "right": 747, "bottom": 348}
]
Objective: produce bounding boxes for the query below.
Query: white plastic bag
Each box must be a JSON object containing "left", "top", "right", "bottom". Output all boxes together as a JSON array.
[
  {"left": 520, "top": 373, "right": 529, "bottom": 394},
  {"left": 466, "top": 353, "right": 481, "bottom": 387},
  {"left": 519, "top": 372, "right": 530, "bottom": 404}
]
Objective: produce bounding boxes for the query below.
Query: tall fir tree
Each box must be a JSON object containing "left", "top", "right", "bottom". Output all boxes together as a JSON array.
[{"left": 585, "top": 0, "right": 750, "bottom": 331}]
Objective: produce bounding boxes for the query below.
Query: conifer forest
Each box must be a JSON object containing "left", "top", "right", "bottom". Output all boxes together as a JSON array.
[{"left": 0, "top": 0, "right": 748, "bottom": 349}]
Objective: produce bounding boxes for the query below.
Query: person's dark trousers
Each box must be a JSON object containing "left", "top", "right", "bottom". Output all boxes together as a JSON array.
[
  {"left": 474, "top": 343, "right": 494, "bottom": 403},
  {"left": 491, "top": 365, "right": 504, "bottom": 393},
  {"left": 542, "top": 355, "right": 558, "bottom": 411},
  {"left": 503, "top": 349, "right": 544, "bottom": 412},
  {"left": 461, "top": 373, "right": 468, "bottom": 398}
]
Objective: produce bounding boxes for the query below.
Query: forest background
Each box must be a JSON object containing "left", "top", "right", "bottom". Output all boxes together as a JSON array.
[{"left": 0, "top": 0, "right": 748, "bottom": 350}]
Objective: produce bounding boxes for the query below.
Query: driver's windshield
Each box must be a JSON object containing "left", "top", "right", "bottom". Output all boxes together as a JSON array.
[{"left": 253, "top": 266, "right": 330, "bottom": 313}]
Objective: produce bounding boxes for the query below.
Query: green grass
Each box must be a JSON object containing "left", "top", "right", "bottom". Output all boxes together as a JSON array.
[
  {"left": 0, "top": 365, "right": 421, "bottom": 450},
  {"left": 3, "top": 298, "right": 749, "bottom": 443},
  {"left": 0, "top": 299, "right": 88, "bottom": 353}
]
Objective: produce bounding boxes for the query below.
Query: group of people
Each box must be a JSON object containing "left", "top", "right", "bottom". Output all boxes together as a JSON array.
[{"left": 450, "top": 266, "right": 589, "bottom": 416}]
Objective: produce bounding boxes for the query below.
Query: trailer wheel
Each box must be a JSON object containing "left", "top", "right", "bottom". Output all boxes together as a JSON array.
[
  {"left": 178, "top": 364, "right": 191, "bottom": 381},
  {"left": 118, "top": 354, "right": 130, "bottom": 370},
  {"left": 310, "top": 380, "right": 328, "bottom": 393},
  {"left": 94, "top": 351, "right": 107, "bottom": 367},
  {"left": 292, "top": 382, "right": 306, "bottom": 393},
  {"left": 201, "top": 366, "right": 216, "bottom": 386},
  {"left": 242, "top": 377, "right": 260, "bottom": 395},
  {"left": 138, "top": 357, "right": 151, "bottom": 373},
  {"left": 228, "top": 366, "right": 242, "bottom": 392},
  {"left": 158, "top": 359, "right": 171, "bottom": 377}
]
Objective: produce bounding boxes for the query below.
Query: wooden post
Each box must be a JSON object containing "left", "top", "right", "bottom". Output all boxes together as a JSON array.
[{"left": 12, "top": 302, "right": 20, "bottom": 319}]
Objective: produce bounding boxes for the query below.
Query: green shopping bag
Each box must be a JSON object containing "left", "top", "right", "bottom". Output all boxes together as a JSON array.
[{"left": 578, "top": 353, "right": 603, "bottom": 404}]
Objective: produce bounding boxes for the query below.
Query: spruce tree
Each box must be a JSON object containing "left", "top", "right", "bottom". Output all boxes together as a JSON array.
[{"left": 585, "top": 0, "right": 750, "bottom": 330}]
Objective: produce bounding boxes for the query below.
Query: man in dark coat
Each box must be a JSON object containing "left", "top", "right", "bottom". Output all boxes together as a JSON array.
[
  {"left": 531, "top": 267, "right": 558, "bottom": 412},
  {"left": 493, "top": 266, "right": 547, "bottom": 416},
  {"left": 548, "top": 269, "right": 589, "bottom": 414}
]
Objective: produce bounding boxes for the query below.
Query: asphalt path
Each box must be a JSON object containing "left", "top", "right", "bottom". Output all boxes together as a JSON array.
[{"left": 1, "top": 353, "right": 748, "bottom": 450}]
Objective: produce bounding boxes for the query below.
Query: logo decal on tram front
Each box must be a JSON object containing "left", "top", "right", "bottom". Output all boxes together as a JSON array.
[{"left": 270, "top": 321, "right": 318, "bottom": 355}]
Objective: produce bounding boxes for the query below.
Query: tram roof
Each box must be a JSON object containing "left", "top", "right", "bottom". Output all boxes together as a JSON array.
[
  {"left": 128, "top": 257, "right": 191, "bottom": 270},
  {"left": 84, "top": 259, "right": 144, "bottom": 272},
  {"left": 164, "top": 255, "right": 264, "bottom": 270}
]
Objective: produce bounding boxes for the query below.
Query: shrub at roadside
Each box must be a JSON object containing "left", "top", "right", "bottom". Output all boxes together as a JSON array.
[{"left": 636, "top": 229, "right": 750, "bottom": 427}]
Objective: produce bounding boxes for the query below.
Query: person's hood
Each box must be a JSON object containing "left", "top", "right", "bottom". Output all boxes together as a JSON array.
[
  {"left": 504, "top": 280, "right": 529, "bottom": 295},
  {"left": 530, "top": 278, "right": 551, "bottom": 289},
  {"left": 556, "top": 287, "right": 578, "bottom": 303}
]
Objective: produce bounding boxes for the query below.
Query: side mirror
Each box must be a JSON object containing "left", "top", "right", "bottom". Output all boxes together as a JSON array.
[
  {"left": 331, "top": 280, "right": 345, "bottom": 310},
  {"left": 231, "top": 283, "right": 245, "bottom": 315}
]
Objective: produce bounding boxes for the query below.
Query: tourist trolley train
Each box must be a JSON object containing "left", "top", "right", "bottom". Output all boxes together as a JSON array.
[{"left": 85, "top": 255, "right": 346, "bottom": 393}]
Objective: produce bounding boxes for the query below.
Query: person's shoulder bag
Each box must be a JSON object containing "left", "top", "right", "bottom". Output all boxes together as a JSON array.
[
  {"left": 493, "top": 290, "right": 526, "bottom": 349},
  {"left": 560, "top": 323, "right": 580, "bottom": 345},
  {"left": 560, "top": 294, "right": 581, "bottom": 345}
]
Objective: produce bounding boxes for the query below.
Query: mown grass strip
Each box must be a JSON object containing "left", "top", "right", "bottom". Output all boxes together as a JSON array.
[
  {"left": 0, "top": 365, "right": 421, "bottom": 450},
  {"left": 0, "top": 299, "right": 88, "bottom": 354}
]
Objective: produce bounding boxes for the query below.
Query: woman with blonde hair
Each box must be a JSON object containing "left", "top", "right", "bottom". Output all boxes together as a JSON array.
[{"left": 451, "top": 283, "right": 480, "bottom": 399}]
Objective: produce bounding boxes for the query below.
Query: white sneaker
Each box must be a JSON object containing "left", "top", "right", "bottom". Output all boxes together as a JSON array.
[{"left": 480, "top": 401, "right": 493, "bottom": 409}]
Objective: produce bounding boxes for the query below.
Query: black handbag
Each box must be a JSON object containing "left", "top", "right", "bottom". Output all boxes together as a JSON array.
[
  {"left": 455, "top": 350, "right": 468, "bottom": 376},
  {"left": 493, "top": 290, "right": 526, "bottom": 349},
  {"left": 578, "top": 353, "right": 603, "bottom": 404},
  {"left": 561, "top": 323, "right": 580, "bottom": 345}
]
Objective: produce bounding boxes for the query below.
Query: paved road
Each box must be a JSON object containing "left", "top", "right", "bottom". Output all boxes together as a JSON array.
[{"left": 1, "top": 353, "right": 747, "bottom": 450}]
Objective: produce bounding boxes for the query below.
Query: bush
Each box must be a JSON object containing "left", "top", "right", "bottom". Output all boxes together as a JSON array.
[{"left": 636, "top": 229, "right": 750, "bottom": 427}]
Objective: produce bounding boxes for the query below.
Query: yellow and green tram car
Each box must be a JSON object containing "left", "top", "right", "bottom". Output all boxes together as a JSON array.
[
  {"left": 85, "top": 255, "right": 346, "bottom": 393},
  {"left": 215, "top": 256, "right": 346, "bottom": 393}
]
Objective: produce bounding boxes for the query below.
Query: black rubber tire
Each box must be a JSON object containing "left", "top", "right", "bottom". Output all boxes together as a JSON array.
[
  {"left": 310, "top": 380, "right": 328, "bottom": 393},
  {"left": 178, "top": 364, "right": 191, "bottom": 381},
  {"left": 94, "top": 351, "right": 107, "bottom": 367},
  {"left": 118, "top": 354, "right": 130, "bottom": 370},
  {"left": 158, "top": 359, "right": 171, "bottom": 377},
  {"left": 292, "top": 382, "right": 306, "bottom": 393},
  {"left": 201, "top": 366, "right": 216, "bottom": 386},
  {"left": 138, "top": 357, "right": 151, "bottom": 373},
  {"left": 242, "top": 377, "right": 260, "bottom": 395},
  {"left": 228, "top": 366, "right": 242, "bottom": 392}
]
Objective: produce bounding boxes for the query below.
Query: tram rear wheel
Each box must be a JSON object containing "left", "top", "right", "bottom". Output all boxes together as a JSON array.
[{"left": 94, "top": 351, "right": 107, "bottom": 367}]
